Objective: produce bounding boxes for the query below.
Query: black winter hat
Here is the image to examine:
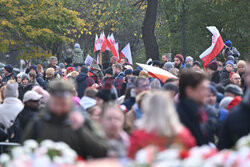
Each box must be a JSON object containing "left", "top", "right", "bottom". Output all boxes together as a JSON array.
[
  {"left": 4, "top": 64, "right": 13, "bottom": 73},
  {"left": 105, "top": 67, "right": 113, "bottom": 75}
]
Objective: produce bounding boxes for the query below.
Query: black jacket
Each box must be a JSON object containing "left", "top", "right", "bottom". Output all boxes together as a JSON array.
[
  {"left": 176, "top": 98, "right": 208, "bottom": 146},
  {"left": 21, "top": 108, "right": 108, "bottom": 159},
  {"left": 220, "top": 68, "right": 231, "bottom": 86},
  {"left": 210, "top": 70, "right": 221, "bottom": 84},
  {"left": 218, "top": 90, "right": 250, "bottom": 150},
  {"left": 18, "top": 83, "right": 32, "bottom": 101},
  {"left": 76, "top": 72, "right": 94, "bottom": 98},
  {"left": 16, "top": 105, "right": 38, "bottom": 130}
]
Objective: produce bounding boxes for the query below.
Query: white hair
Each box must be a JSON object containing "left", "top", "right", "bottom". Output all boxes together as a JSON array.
[{"left": 137, "top": 91, "right": 183, "bottom": 136}]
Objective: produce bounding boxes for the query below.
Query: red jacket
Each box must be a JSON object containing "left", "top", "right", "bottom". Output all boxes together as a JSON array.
[{"left": 128, "top": 127, "right": 196, "bottom": 159}]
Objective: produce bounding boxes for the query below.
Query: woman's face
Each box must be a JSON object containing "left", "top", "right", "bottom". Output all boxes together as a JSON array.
[
  {"left": 101, "top": 108, "right": 124, "bottom": 139},
  {"left": 22, "top": 79, "right": 29, "bottom": 85},
  {"left": 226, "top": 64, "right": 233, "bottom": 72}
]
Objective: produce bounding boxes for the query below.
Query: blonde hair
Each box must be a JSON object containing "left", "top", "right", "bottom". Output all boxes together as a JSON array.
[
  {"left": 237, "top": 60, "right": 246, "bottom": 68},
  {"left": 138, "top": 91, "right": 183, "bottom": 136}
]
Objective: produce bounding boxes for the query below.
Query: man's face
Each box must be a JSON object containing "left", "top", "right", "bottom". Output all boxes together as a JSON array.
[
  {"left": 237, "top": 65, "right": 246, "bottom": 74},
  {"left": 162, "top": 55, "right": 168, "bottom": 62},
  {"left": 101, "top": 108, "right": 124, "bottom": 139},
  {"left": 51, "top": 59, "right": 57, "bottom": 67},
  {"left": 218, "top": 63, "right": 223, "bottom": 71},
  {"left": 30, "top": 69, "right": 36, "bottom": 74},
  {"left": 226, "top": 64, "right": 233, "bottom": 72},
  {"left": 186, "top": 80, "right": 210, "bottom": 105},
  {"left": 193, "top": 65, "right": 201, "bottom": 71},
  {"left": 120, "top": 59, "right": 126, "bottom": 65},
  {"left": 206, "top": 91, "right": 217, "bottom": 106},
  {"left": 245, "top": 62, "right": 250, "bottom": 88},
  {"left": 230, "top": 73, "right": 241, "bottom": 87},
  {"left": 49, "top": 95, "right": 73, "bottom": 116},
  {"left": 3, "top": 69, "right": 9, "bottom": 76},
  {"left": 26, "top": 100, "right": 40, "bottom": 110},
  {"left": 174, "top": 58, "right": 181, "bottom": 67},
  {"left": 186, "top": 60, "right": 193, "bottom": 66}
]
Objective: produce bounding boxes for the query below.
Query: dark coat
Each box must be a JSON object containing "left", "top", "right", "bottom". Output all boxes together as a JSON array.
[
  {"left": 36, "top": 73, "right": 46, "bottom": 89},
  {"left": 113, "top": 72, "right": 125, "bottom": 96},
  {"left": 176, "top": 98, "right": 208, "bottom": 146},
  {"left": 16, "top": 105, "right": 38, "bottom": 130},
  {"left": 122, "top": 97, "right": 136, "bottom": 111},
  {"left": 218, "top": 90, "right": 250, "bottom": 150},
  {"left": 76, "top": 72, "right": 95, "bottom": 98},
  {"left": 21, "top": 109, "right": 108, "bottom": 159},
  {"left": 2, "top": 73, "right": 16, "bottom": 84},
  {"left": 210, "top": 70, "right": 221, "bottom": 84},
  {"left": 18, "top": 83, "right": 33, "bottom": 101},
  {"left": 220, "top": 68, "right": 231, "bottom": 86}
]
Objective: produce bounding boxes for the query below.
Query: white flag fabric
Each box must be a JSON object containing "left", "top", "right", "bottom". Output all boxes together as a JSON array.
[
  {"left": 85, "top": 55, "right": 94, "bottom": 66},
  {"left": 119, "top": 43, "right": 133, "bottom": 64}
]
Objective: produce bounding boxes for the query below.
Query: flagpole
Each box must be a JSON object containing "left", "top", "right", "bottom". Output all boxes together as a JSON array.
[{"left": 99, "top": 51, "right": 103, "bottom": 65}]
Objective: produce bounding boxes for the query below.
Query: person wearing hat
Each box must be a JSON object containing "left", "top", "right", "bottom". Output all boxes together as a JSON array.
[
  {"left": 0, "top": 81, "right": 24, "bottom": 132},
  {"left": 185, "top": 56, "right": 194, "bottom": 66},
  {"left": 163, "top": 62, "right": 174, "bottom": 71},
  {"left": 174, "top": 54, "right": 185, "bottom": 69},
  {"left": 220, "top": 60, "right": 234, "bottom": 86},
  {"left": 206, "top": 61, "right": 220, "bottom": 84},
  {"left": 224, "top": 84, "right": 243, "bottom": 98},
  {"left": 76, "top": 65, "right": 95, "bottom": 98},
  {"left": 8, "top": 91, "right": 42, "bottom": 142},
  {"left": 218, "top": 58, "right": 250, "bottom": 150},
  {"left": 18, "top": 74, "right": 33, "bottom": 101},
  {"left": 193, "top": 61, "right": 202, "bottom": 72},
  {"left": 2, "top": 64, "right": 16, "bottom": 84},
  {"left": 28, "top": 65, "right": 46, "bottom": 89},
  {"left": 21, "top": 79, "right": 108, "bottom": 158},
  {"left": 222, "top": 40, "right": 240, "bottom": 62},
  {"left": 72, "top": 43, "right": 84, "bottom": 65}
]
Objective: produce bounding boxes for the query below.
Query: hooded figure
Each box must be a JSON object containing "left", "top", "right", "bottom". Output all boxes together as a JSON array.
[
  {"left": 72, "top": 43, "right": 84, "bottom": 65},
  {"left": 76, "top": 65, "right": 95, "bottom": 98}
]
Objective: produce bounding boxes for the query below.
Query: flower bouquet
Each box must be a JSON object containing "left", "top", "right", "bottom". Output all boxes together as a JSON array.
[{"left": 0, "top": 139, "right": 84, "bottom": 167}]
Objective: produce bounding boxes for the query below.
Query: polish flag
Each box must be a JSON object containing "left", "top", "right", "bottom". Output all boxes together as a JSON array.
[
  {"left": 199, "top": 26, "right": 224, "bottom": 68},
  {"left": 106, "top": 39, "right": 119, "bottom": 58},
  {"left": 119, "top": 43, "right": 133, "bottom": 64},
  {"left": 94, "top": 34, "right": 102, "bottom": 52},
  {"left": 100, "top": 32, "right": 107, "bottom": 52}
]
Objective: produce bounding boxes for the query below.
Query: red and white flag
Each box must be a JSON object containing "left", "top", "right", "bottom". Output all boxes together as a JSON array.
[
  {"left": 100, "top": 32, "right": 107, "bottom": 52},
  {"left": 94, "top": 34, "right": 102, "bottom": 52},
  {"left": 119, "top": 43, "right": 133, "bottom": 64},
  {"left": 199, "top": 26, "right": 224, "bottom": 68}
]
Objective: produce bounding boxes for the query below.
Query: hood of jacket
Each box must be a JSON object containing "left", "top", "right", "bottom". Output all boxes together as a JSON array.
[
  {"left": 74, "top": 48, "right": 82, "bottom": 53},
  {"left": 76, "top": 72, "right": 88, "bottom": 82}
]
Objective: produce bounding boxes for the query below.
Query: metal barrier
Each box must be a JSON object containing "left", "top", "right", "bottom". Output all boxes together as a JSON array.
[{"left": 0, "top": 142, "right": 20, "bottom": 154}]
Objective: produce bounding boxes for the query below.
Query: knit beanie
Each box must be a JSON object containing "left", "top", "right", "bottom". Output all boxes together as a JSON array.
[
  {"left": 225, "top": 60, "right": 234, "bottom": 67},
  {"left": 21, "top": 73, "right": 29, "bottom": 81},
  {"left": 163, "top": 62, "right": 174, "bottom": 71},
  {"left": 4, "top": 65, "right": 13, "bottom": 73},
  {"left": 4, "top": 82, "right": 18, "bottom": 98},
  {"left": 74, "top": 43, "right": 80, "bottom": 49},
  {"left": 193, "top": 61, "right": 201, "bottom": 68},
  {"left": 206, "top": 61, "right": 218, "bottom": 71},
  {"left": 105, "top": 67, "right": 113, "bottom": 75},
  {"left": 174, "top": 54, "right": 184, "bottom": 63},
  {"left": 185, "top": 56, "right": 193, "bottom": 62},
  {"left": 81, "top": 65, "right": 89, "bottom": 73}
]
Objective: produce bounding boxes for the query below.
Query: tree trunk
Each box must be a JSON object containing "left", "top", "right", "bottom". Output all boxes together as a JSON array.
[{"left": 142, "top": 0, "right": 159, "bottom": 60}]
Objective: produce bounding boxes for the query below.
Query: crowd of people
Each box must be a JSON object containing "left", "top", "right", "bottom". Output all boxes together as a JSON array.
[{"left": 0, "top": 40, "right": 249, "bottom": 161}]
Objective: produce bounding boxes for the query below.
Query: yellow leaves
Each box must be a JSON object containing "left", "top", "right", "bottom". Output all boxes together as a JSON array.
[
  {"left": 117, "top": 3, "right": 121, "bottom": 8},
  {"left": 40, "top": 28, "right": 53, "bottom": 34}
]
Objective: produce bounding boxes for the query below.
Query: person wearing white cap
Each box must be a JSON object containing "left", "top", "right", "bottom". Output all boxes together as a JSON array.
[{"left": 8, "top": 91, "right": 42, "bottom": 142}]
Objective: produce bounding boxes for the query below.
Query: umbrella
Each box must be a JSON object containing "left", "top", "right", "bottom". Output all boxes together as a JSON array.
[{"left": 136, "top": 63, "right": 178, "bottom": 83}]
